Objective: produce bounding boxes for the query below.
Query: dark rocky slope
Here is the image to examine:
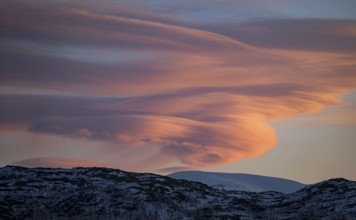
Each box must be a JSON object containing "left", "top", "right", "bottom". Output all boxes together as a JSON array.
[{"left": 0, "top": 166, "right": 355, "bottom": 219}]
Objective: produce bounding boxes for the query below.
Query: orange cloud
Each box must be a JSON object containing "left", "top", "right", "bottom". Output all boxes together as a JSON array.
[{"left": 0, "top": 0, "right": 355, "bottom": 171}]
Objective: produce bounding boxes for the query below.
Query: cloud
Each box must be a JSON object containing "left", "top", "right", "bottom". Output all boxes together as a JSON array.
[
  {"left": 1, "top": 0, "right": 356, "bottom": 170},
  {"left": 27, "top": 114, "right": 276, "bottom": 167},
  {"left": 117, "top": 0, "right": 285, "bottom": 22},
  {"left": 10, "top": 157, "right": 112, "bottom": 168},
  {"left": 207, "top": 19, "right": 356, "bottom": 53},
  {"left": 157, "top": 166, "right": 195, "bottom": 174}
]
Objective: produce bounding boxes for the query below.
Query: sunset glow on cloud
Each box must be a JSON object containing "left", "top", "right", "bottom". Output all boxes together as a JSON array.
[{"left": 1, "top": 0, "right": 355, "bottom": 178}]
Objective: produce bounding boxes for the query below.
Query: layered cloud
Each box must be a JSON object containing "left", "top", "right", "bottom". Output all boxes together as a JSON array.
[
  {"left": 207, "top": 19, "right": 356, "bottom": 53},
  {"left": 10, "top": 157, "right": 112, "bottom": 168},
  {"left": 0, "top": 0, "right": 355, "bottom": 170}
]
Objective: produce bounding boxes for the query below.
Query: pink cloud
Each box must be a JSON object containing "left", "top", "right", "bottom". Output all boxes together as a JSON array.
[
  {"left": 0, "top": 0, "right": 355, "bottom": 171},
  {"left": 10, "top": 157, "right": 113, "bottom": 168}
]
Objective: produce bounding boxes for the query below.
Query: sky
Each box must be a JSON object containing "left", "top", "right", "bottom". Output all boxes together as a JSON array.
[{"left": 0, "top": 0, "right": 355, "bottom": 183}]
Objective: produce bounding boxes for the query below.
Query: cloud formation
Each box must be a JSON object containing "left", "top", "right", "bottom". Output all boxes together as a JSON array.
[
  {"left": 10, "top": 157, "right": 112, "bottom": 168},
  {"left": 0, "top": 0, "right": 355, "bottom": 170},
  {"left": 208, "top": 19, "right": 356, "bottom": 53}
]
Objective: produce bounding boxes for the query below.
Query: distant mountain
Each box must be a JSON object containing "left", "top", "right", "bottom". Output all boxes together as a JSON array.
[
  {"left": 0, "top": 166, "right": 355, "bottom": 219},
  {"left": 168, "top": 171, "right": 305, "bottom": 193}
]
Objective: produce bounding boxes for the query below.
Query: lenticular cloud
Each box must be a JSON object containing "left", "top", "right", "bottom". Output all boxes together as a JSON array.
[{"left": 0, "top": 0, "right": 356, "bottom": 169}]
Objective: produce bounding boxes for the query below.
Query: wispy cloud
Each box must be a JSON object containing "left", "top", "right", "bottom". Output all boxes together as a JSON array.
[
  {"left": 10, "top": 157, "right": 112, "bottom": 168},
  {"left": 209, "top": 19, "right": 356, "bottom": 53},
  {"left": 0, "top": 0, "right": 355, "bottom": 170}
]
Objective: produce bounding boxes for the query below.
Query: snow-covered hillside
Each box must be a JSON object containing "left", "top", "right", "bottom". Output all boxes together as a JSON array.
[
  {"left": 0, "top": 166, "right": 355, "bottom": 220},
  {"left": 169, "top": 171, "right": 305, "bottom": 193}
]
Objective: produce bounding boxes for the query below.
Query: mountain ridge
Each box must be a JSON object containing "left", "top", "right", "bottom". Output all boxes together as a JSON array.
[
  {"left": 0, "top": 166, "right": 355, "bottom": 219},
  {"left": 168, "top": 170, "right": 306, "bottom": 193}
]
